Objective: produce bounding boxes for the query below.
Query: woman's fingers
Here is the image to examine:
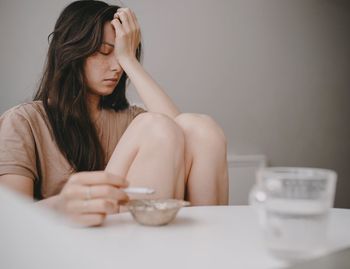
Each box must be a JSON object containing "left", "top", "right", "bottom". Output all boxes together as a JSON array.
[
  {"left": 129, "top": 9, "right": 139, "bottom": 26},
  {"left": 117, "top": 8, "right": 136, "bottom": 25},
  {"left": 119, "top": 9, "right": 135, "bottom": 46},
  {"left": 67, "top": 198, "right": 119, "bottom": 214},
  {"left": 118, "top": 15, "right": 130, "bottom": 34},
  {"left": 69, "top": 171, "right": 128, "bottom": 188},
  {"left": 120, "top": 8, "right": 138, "bottom": 36},
  {"left": 128, "top": 9, "right": 141, "bottom": 50},
  {"left": 111, "top": 17, "right": 125, "bottom": 39},
  {"left": 64, "top": 184, "right": 129, "bottom": 202},
  {"left": 70, "top": 213, "right": 106, "bottom": 227},
  {"left": 115, "top": 9, "right": 131, "bottom": 33}
]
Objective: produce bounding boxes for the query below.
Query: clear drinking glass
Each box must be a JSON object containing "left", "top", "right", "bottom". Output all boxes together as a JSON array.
[{"left": 249, "top": 167, "right": 337, "bottom": 263}]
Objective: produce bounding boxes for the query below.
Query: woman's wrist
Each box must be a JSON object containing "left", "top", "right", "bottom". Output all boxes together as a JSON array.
[
  {"left": 119, "top": 55, "right": 140, "bottom": 72},
  {"left": 35, "top": 194, "right": 62, "bottom": 211}
]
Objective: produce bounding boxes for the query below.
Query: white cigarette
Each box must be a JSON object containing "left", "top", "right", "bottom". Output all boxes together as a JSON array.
[{"left": 123, "top": 187, "right": 155, "bottom": 194}]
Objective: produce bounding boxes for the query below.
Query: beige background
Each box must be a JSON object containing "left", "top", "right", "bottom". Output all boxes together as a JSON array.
[{"left": 0, "top": 0, "right": 349, "bottom": 207}]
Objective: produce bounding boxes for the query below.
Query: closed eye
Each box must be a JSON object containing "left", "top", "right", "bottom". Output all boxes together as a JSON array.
[{"left": 98, "top": 42, "right": 114, "bottom": 55}]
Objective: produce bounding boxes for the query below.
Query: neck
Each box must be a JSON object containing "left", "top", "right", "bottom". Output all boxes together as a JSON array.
[{"left": 86, "top": 93, "right": 101, "bottom": 122}]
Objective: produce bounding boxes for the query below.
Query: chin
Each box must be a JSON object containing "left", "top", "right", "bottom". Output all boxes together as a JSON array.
[{"left": 98, "top": 86, "right": 116, "bottom": 96}]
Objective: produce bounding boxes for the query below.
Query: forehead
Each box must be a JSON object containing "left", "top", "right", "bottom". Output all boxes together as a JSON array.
[{"left": 103, "top": 22, "right": 116, "bottom": 44}]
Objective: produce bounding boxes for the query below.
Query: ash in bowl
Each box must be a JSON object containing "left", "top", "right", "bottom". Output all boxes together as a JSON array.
[{"left": 126, "top": 199, "right": 190, "bottom": 226}]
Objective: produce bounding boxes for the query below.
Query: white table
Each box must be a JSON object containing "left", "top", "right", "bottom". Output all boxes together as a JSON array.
[{"left": 1, "top": 187, "right": 350, "bottom": 269}]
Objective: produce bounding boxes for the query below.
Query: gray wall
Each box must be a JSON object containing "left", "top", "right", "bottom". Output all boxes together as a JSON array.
[{"left": 1, "top": 0, "right": 349, "bottom": 207}]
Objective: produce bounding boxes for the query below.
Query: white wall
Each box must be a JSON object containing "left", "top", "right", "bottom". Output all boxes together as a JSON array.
[{"left": 1, "top": 0, "right": 349, "bottom": 207}]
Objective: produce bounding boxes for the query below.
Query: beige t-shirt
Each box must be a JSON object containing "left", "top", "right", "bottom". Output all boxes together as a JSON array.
[{"left": 0, "top": 101, "right": 145, "bottom": 199}]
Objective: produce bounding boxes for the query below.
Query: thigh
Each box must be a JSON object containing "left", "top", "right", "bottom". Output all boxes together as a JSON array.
[
  {"left": 105, "top": 112, "right": 186, "bottom": 199},
  {"left": 174, "top": 113, "right": 227, "bottom": 181}
]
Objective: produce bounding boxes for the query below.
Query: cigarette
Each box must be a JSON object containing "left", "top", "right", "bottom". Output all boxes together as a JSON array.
[{"left": 123, "top": 187, "right": 155, "bottom": 194}]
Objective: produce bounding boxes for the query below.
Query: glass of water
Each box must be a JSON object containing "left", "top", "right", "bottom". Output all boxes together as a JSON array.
[{"left": 249, "top": 167, "right": 337, "bottom": 263}]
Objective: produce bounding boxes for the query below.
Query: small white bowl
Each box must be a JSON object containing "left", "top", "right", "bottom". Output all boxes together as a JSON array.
[{"left": 126, "top": 199, "right": 190, "bottom": 226}]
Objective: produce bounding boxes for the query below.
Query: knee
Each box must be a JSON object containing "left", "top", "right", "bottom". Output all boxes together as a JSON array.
[
  {"left": 133, "top": 112, "right": 185, "bottom": 150},
  {"left": 175, "top": 113, "right": 227, "bottom": 150}
]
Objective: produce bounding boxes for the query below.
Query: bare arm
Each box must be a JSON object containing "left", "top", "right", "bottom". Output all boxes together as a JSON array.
[
  {"left": 0, "top": 174, "right": 61, "bottom": 209},
  {"left": 122, "top": 57, "right": 180, "bottom": 118},
  {"left": 0, "top": 174, "right": 33, "bottom": 197}
]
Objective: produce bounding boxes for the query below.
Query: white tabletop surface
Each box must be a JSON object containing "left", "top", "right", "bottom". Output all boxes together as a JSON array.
[{"left": 1, "top": 187, "right": 350, "bottom": 269}]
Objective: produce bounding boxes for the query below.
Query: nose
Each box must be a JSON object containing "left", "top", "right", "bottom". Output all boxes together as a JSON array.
[{"left": 110, "top": 55, "right": 122, "bottom": 72}]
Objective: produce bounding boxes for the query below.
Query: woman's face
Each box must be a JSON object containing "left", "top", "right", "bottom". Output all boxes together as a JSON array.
[{"left": 84, "top": 22, "right": 123, "bottom": 97}]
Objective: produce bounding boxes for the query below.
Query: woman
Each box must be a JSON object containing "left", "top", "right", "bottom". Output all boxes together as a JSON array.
[{"left": 0, "top": 0, "right": 228, "bottom": 226}]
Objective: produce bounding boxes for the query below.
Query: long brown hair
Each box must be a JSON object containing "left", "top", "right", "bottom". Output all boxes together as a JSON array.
[{"left": 34, "top": 0, "right": 141, "bottom": 171}]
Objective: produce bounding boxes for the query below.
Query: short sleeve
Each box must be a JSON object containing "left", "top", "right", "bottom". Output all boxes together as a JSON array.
[
  {"left": 128, "top": 105, "right": 146, "bottom": 120},
  {"left": 0, "top": 109, "right": 37, "bottom": 181}
]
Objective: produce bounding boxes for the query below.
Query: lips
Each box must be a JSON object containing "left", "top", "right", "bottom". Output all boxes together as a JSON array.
[{"left": 104, "top": 78, "right": 118, "bottom": 81}]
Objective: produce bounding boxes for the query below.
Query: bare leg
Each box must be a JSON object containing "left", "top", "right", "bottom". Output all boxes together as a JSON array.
[
  {"left": 105, "top": 113, "right": 185, "bottom": 203},
  {"left": 175, "top": 113, "right": 229, "bottom": 205}
]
